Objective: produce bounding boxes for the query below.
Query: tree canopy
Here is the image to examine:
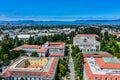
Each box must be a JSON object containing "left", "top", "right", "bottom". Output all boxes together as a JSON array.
[{"left": 30, "top": 52, "right": 39, "bottom": 57}]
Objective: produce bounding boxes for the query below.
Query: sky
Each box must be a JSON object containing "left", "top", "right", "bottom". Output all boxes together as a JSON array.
[{"left": 0, "top": 0, "right": 120, "bottom": 21}]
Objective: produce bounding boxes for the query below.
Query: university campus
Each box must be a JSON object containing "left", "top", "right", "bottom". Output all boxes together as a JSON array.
[{"left": 0, "top": 0, "right": 120, "bottom": 80}]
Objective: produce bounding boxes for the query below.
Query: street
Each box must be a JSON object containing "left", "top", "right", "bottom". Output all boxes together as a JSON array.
[{"left": 68, "top": 45, "right": 75, "bottom": 80}]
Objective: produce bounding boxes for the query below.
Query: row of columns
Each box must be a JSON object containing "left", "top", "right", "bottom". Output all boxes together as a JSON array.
[{"left": 82, "top": 49, "right": 96, "bottom": 53}]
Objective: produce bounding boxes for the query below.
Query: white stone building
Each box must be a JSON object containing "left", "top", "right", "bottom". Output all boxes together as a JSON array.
[{"left": 73, "top": 34, "right": 100, "bottom": 53}]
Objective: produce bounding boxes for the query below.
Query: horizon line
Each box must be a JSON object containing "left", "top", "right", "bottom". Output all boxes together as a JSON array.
[{"left": 0, "top": 19, "right": 120, "bottom": 21}]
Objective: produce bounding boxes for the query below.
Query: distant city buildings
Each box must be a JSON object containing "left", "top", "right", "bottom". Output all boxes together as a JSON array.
[
  {"left": 0, "top": 28, "right": 75, "bottom": 41},
  {"left": 0, "top": 34, "right": 4, "bottom": 41},
  {"left": 11, "top": 34, "right": 35, "bottom": 40},
  {"left": 0, "top": 57, "right": 58, "bottom": 80},
  {"left": 73, "top": 34, "right": 100, "bottom": 53}
]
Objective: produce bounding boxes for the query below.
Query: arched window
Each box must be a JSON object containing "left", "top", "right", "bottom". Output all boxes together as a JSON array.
[
  {"left": 83, "top": 38, "right": 87, "bottom": 42},
  {"left": 100, "top": 77, "right": 102, "bottom": 80},
  {"left": 105, "top": 78, "right": 107, "bottom": 80},
  {"left": 95, "top": 77, "right": 97, "bottom": 80}
]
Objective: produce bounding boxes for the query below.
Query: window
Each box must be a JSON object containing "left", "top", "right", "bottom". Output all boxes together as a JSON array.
[
  {"left": 95, "top": 77, "right": 97, "bottom": 80},
  {"left": 100, "top": 77, "right": 102, "bottom": 80},
  {"left": 83, "top": 38, "right": 87, "bottom": 42},
  {"left": 105, "top": 78, "right": 107, "bottom": 80}
]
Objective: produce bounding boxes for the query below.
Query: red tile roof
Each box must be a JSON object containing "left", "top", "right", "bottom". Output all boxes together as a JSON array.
[
  {"left": 12, "top": 47, "right": 22, "bottom": 51},
  {"left": 1, "top": 70, "right": 11, "bottom": 77},
  {"left": 83, "top": 53, "right": 113, "bottom": 58},
  {"left": 1, "top": 57, "right": 58, "bottom": 79},
  {"left": 84, "top": 58, "right": 120, "bottom": 80},
  {"left": 95, "top": 58, "right": 120, "bottom": 69},
  {"left": 21, "top": 44, "right": 41, "bottom": 49},
  {"left": 49, "top": 52, "right": 64, "bottom": 57},
  {"left": 45, "top": 42, "right": 65, "bottom": 49},
  {"left": 76, "top": 34, "right": 99, "bottom": 37},
  {"left": 38, "top": 48, "right": 48, "bottom": 53},
  {"left": 117, "top": 34, "right": 120, "bottom": 37}
]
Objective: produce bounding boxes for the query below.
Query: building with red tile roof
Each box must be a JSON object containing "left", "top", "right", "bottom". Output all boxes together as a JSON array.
[
  {"left": 116, "top": 33, "right": 120, "bottom": 38},
  {"left": 75, "top": 34, "right": 99, "bottom": 37},
  {"left": 11, "top": 42, "right": 66, "bottom": 58},
  {"left": 37, "top": 48, "right": 48, "bottom": 57},
  {"left": 83, "top": 52, "right": 113, "bottom": 58},
  {"left": 12, "top": 47, "right": 22, "bottom": 51},
  {"left": 38, "top": 48, "right": 48, "bottom": 53},
  {"left": 21, "top": 44, "right": 41, "bottom": 49},
  {"left": 0, "top": 57, "right": 58, "bottom": 80},
  {"left": 12, "top": 44, "right": 48, "bottom": 57},
  {"left": 84, "top": 57, "right": 120, "bottom": 80},
  {"left": 73, "top": 34, "right": 100, "bottom": 53},
  {"left": 42, "top": 42, "right": 65, "bottom": 59}
]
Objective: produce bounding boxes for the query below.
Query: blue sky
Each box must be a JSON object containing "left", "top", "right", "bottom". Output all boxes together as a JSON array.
[{"left": 0, "top": 0, "right": 120, "bottom": 20}]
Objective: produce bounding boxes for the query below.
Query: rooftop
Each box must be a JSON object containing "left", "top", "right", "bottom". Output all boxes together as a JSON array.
[
  {"left": 117, "top": 34, "right": 120, "bottom": 37},
  {"left": 0, "top": 57, "right": 58, "bottom": 78},
  {"left": 49, "top": 52, "right": 64, "bottom": 57},
  {"left": 83, "top": 52, "right": 113, "bottom": 58},
  {"left": 95, "top": 57, "right": 120, "bottom": 69},
  {"left": 21, "top": 44, "right": 41, "bottom": 49},
  {"left": 103, "top": 57, "right": 120, "bottom": 63},
  {"left": 38, "top": 48, "right": 48, "bottom": 53},
  {"left": 12, "top": 47, "right": 22, "bottom": 51},
  {"left": 44, "top": 42, "right": 65, "bottom": 49},
  {"left": 75, "top": 34, "right": 99, "bottom": 37},
  {"left": 84, "top": 57, "right": 120, "bottom": 79}
]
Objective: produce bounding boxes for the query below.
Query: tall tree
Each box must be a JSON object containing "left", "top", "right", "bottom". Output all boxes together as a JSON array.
[{"left": 30, "top": 52, "right": 39, "bottom": 57}]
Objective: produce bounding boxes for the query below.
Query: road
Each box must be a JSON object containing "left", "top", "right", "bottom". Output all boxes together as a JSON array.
[{"left": 68, "top": 45, "right": 75, "bottom": 80}]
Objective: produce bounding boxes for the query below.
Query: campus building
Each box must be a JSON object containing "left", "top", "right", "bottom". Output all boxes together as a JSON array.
[
  {"left": 12, "top": 44, "right": 48, "bottom": 57},
  {"left": 73, "top": 34, "right": 100, "bottom": 53},
  {"left": 12, "top": 42, "right": 65, "bottom": 58},
  {"left": 83, "top": 52, "right": 113, "bottom": 58},
  {"left": 84, "top": 57, "right": 120, "bottom": 80},
  {"left": 0, "top": 57, "right": 58, "bottom": 80},
  {"left": 42, "top": 42, "right": 65, "bottom": 59}
]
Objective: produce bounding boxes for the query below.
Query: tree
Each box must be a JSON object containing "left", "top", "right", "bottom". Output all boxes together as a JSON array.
[
  {"left": 14, "top": 36, "right": 23, "bottom": 47},
  {"left": 56, "top": 59, "right": 68, "bottom": 80},
  {"left": 74, "top": 52, "right": 83, "bottom": 80},
  {"left": 3, "top": 54, "right": 8, "bottom": 60},
  {"left": 28, "top": 36, "right": 34, "bottom": 44},
  {"left": 9, "top": 50, "right": 21, "bottom": 60},
  {"left": 30, "top": 52, "right": 39, "bottom": 57},
  {"left": 103, "top": 31, "right": 109, "bottom": 43},
  {"left": 0, "top": 76, "right": 4, "bottom": 80},
  {"left": 81, "top": 27, "right": 101, "bottom": 36},
  {"left": 19, "top": 50, "right": 26, "bottom": 56},
  {"left": 0, "top": 42, "right": 10, "bottom": 54},
  {"left": 72, "top": 46, "right": 80, "bottom": 57},
  {"left": 114, "top": 53, "right": 120, "bottom": 58}
]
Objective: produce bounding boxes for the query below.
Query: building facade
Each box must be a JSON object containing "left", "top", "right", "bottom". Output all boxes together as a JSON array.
[
  {"left": 42, "top": 42, "right": 65, "bottom": 59},
  {"left": 0, "top": 57, "right": 58, "bottom": 80},
  {"left": 12, "top": 42, "right": 65, "bottom": 59},
  {"left": 84, "top": 57, "right": 120, "bottom": 80},
  {"left": 73, "top": 34, "right": 100, "bottom": 53}
]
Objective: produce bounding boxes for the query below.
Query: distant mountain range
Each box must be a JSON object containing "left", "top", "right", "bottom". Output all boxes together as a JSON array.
[{"left": 0, "top": 19, "right": 120, "bottom": 25}]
